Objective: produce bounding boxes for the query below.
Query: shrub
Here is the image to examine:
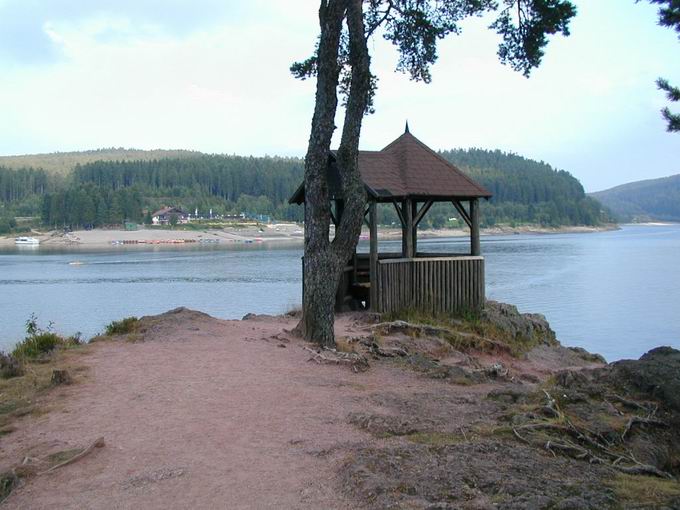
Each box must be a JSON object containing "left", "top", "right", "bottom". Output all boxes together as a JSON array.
[
  {"left": 104, "top": 317, "right": 139, "bottom": 336},
  {"left": 12, "top": 332, "right": 64, "bottom": 359},
  {"left": 11, "top": 314, "right": 75, "bottom": 360}
]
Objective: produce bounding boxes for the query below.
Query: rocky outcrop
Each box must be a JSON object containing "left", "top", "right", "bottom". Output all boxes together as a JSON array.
[
  {"left": 482, "top": 300, "right": 557, "bottom": 346},
  {"left": 609, "top": 346, "right": 680, "bottom": 413}
]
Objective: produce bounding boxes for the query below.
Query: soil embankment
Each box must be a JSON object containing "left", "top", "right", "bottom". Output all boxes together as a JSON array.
[{"left": 1, "top": 305, "right": 678, "bottom": 509}]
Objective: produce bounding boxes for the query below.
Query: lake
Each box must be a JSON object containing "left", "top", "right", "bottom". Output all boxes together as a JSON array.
[{"left": 1, "top": 224, "right": 678, "bottom": 361}]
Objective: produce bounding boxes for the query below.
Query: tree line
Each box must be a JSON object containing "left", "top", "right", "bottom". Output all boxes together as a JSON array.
[
  {"left": 440, "top": 148, "right": 606, "bottom": 227},
  {"left": 0, "top": 148, "right": 608, "bottom": 230}
]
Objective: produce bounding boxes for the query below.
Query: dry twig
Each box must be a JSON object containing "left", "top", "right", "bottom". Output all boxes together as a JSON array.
[{"left": 40, "top": 437, "right": 105, "bottom": 475}]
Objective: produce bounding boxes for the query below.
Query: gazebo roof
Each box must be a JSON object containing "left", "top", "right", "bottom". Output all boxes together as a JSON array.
[{"left": 289, "top": 128, "right": 492, "bottom": 204}]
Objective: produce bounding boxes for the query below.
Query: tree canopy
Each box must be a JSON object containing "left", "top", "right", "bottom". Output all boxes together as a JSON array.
[{"left": 645, "top": 0, "right": 680, "bottom": 131}]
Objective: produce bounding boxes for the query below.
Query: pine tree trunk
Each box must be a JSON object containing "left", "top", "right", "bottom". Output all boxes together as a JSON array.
[{"left": 301, "top": 0, "right": 371, "bottom": 347}]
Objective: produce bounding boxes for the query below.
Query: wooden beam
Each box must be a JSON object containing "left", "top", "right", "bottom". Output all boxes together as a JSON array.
[
  {"left": 392, "top": 200, "right": 405, "bottom": 227},
  {"left": 470, "top": 198, "right": 480, "bottom": 256},
  {"left": 363, "top": 204, "right": 371, "bottom": 228},
  {"left": 414, "top": 200, "right": 433, "bottom": 227},
  {"left": 369, "top": 202, "right": 379, "bottom": 310},
  {"left": 452, "top": 200, "right": 472, "bottom": 228}
]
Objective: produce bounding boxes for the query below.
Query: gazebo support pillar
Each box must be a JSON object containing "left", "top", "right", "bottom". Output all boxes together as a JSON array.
[
  {"left": 369, "top": 201, "right": 378, "bottom": 310},
  {"left": 470, "top": 198, "right": 480, "bottom": 256},
  {"left": 412, "top": 201, "right": 418, "bottom": 256},
  {"left": 402, "top": 199, "right": 414, "bottom": 258}
]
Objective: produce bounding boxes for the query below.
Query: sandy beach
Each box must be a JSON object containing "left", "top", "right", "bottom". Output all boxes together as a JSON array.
[
  {"left": 0, "top": 223, "right": 618, "bottom": 249},
  {"left": 0, "top": 223, "right": 305, "bottom": 248}
]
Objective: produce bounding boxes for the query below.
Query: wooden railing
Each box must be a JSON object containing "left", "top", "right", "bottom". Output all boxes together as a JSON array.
[{"left": 376, "top": 256, "right": 485, "bottom": 314}]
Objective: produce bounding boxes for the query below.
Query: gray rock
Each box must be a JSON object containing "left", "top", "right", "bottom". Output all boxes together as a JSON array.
[
  {"left": 482, "top": 301, "right": 557, "bottom": 346},
  {"left": 610, "top": 346, "right": 680, "bottom": 413}
]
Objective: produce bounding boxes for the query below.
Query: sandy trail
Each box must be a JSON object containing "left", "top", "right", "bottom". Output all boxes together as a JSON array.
[{"left": 1, "top": 311, "right": 460, "bottom": 509}]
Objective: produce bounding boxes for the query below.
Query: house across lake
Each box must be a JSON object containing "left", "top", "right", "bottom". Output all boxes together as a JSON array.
[{"left": 151, "top": 207, "right": 189, "bottom": 225}]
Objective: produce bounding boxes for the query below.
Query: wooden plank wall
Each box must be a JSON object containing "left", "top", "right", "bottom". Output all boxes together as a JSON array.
[{"left": 377, "top": 256, "right": 485, "bottom": 314}]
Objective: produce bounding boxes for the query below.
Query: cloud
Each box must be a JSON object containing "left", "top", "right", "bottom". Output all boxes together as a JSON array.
[
  {"left": 0, "top": 0, "right": 249, "bottom": 64},
  {"left": 0, "top": 0, "right": 677, "bottom": 192}
]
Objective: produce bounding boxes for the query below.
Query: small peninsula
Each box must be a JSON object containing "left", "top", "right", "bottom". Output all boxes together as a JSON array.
[{"left": 1, "top": 304, "right": 678, "bottom": 508}]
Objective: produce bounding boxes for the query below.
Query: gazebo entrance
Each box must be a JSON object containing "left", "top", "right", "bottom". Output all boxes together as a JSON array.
[{"left": 290, "top": 126, "right": 492, "bottom": 315}]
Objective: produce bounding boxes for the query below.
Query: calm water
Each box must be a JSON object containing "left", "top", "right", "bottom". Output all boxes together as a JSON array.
[{"left": 1, "top": 224, "right": 678, "bottom": 361}]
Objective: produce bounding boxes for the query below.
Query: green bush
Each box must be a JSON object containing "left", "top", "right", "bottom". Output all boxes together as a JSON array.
[
  {"left": 11, "top": 314, "right": 77, "bottom": 360},
  {"left": 104, "top": 317, "right": 139, "bottom": 336},
  {"left": 12, "top": 332, "right": 64, "bottom": 359}
]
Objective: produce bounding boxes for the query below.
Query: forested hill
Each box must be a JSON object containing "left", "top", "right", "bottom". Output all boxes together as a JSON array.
[
  {"left": 1, "top": 147, "right": 608, "bottom": 231},
  {"left": 439, "top": 148, "right": 605, "bottom": 226},
  {"left": 589, "top": 174, "right": 680, "bottom": 222},
  {"left": 0, "top": 148, "right": 202, "bottom": 176}
]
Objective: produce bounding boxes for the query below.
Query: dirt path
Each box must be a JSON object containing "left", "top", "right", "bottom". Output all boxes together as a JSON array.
[
  {"left": 2, "top": 310, "right": 481, "bottom": 509},
  {"left": 5, "top": 308, "right": 671, "bottom": 509}
]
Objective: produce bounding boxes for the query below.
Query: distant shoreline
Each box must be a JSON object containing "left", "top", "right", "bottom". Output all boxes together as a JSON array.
[{"left": 0, "top": 222, "right": 622, "bottom": 249}]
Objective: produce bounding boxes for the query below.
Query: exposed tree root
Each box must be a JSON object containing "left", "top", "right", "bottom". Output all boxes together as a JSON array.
[
  {"left": 303, "top": 346, "right": 370, "bottom": 373},
  {"left": 621, "top": 416, "right": 668, "bottom": 441},
  {"left": 364, "top": 320, "right": 452, "bottom": 338},
  {"left": 511, "top": 392, "right": 674, "bottom": 479}
]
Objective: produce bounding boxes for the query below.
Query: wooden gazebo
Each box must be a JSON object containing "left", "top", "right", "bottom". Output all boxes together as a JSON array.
[{"left": 290, "top": 125, "right": 492, "bottom": 314}]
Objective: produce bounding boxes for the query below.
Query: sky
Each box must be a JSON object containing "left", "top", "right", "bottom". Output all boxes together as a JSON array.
[{"left": 0, "top": 0, "right": 678, "bottom": 192}]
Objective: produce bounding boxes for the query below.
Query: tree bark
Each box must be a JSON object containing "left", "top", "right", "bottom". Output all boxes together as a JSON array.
[{"left": 302, "top": 0, "right": 371, "bottom": 347}]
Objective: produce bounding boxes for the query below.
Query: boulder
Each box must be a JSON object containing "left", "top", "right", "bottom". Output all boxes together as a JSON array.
[
  {"left": 482, "top": 300, "right": 557, "bottom": 346},
  {"left": 610, "top": 346, "right": 680, "bottom": 413}
]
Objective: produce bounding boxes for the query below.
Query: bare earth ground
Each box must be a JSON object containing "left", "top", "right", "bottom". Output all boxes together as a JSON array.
[{"left": 1, "top": 309, "right": 678, "bottom": 509}]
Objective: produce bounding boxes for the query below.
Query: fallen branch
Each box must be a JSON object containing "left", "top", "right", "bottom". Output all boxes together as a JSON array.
[
  {"left": 40, "top": 437, "right": 105, "bottom": 475},
  {"left": 615, "top": 463, "right": 673, "bottom": 479}
]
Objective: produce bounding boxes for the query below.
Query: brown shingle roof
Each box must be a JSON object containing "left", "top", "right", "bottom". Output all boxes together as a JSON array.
[{"left": 290, "top": 131, "right": 491, "bottom": 204}]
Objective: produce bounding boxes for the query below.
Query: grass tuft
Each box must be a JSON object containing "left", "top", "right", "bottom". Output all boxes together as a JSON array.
[
  {"left": 104, "top": 317, "right": 139, "bottom": 336},
  {"left": 607, "top": 473, "right": 680, "bottom": 506},
  {"left": 12, "top": 332, "right": 64, "bottom": 359}
]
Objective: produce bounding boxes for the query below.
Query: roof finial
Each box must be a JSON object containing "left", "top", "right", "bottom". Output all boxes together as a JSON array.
[{"left": 405, "top": 120, "right": 410, "bottom": 134}]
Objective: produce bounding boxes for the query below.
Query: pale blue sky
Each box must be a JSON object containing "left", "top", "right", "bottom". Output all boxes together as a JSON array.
[{"left": 0, "top": 0, "right": 678, "bottom": 191}]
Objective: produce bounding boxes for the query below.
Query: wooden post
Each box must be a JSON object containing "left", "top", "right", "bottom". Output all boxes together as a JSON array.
[
  {"left": 404, "top": 199, "right": 414, "bottom": 258},
  {"left": 470, "top": 198, "right": 480, "bottom": 256},
  {"left": 412, "top": 200, "right": 418, "bottom": 257},
  {"left": 400, "top": 200, "right": 408, "bottom": 257},
  {"left": 369, "top": 201, "right": 379, "bottom": 311}
]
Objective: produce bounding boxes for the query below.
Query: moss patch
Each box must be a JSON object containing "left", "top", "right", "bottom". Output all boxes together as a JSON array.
[
  {"left": 406, "top": 431, "right": 466, "bottom": 447},
  {"left": 607, "top": 473, "right": 680, "bottom": 506}
]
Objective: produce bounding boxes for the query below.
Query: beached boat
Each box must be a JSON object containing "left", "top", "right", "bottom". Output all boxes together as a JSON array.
[{"left": 15, "top": 236, "right": 40, "bottom": 245}]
